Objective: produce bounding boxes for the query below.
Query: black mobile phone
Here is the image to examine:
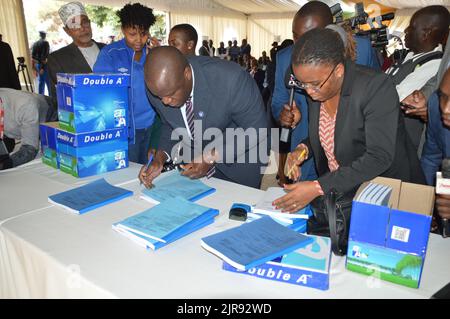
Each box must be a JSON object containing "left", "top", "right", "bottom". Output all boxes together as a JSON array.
[{"left": 400, "top": 102, "right": 415, "bottom": 110}]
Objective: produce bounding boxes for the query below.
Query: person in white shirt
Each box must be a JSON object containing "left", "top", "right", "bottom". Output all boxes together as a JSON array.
[
  {"left": 217, "top": 41, "right": 228, "bottom": 59},
  {"left": 208, "top": 39, "right": 215, "bottom": 57},
  {"left": 0, "top": 88, "right": 52, "bottom": 170},
  {"left": 386, "top": 5, "right": 449, "bottom": 154}
]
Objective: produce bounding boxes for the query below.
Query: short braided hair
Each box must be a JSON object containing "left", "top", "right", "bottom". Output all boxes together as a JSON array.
[{"left": 292, "top": 28, "right": 345, "bottom": 67}]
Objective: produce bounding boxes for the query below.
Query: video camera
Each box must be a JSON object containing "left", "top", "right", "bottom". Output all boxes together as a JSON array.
[
  {"left": 17, "top": 56, "right": 26, "bottom": 65},
  {"left": 331, "top": 2, "right": 395, "bottom": 48}
]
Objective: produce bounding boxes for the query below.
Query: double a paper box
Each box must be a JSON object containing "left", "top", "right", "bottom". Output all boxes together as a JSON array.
[
  {"left": 346, "top": 177, "right": 435, "bottom": 289},
  {"left": 223, "top": 235, "right": 331, "bottom": 290},
  {"left": 39, "top": 122, "right": 59, "bottom": 169},
  {"left": 56, "top": 127, "right": 129, "bottom": 178},
  {"left": 56, "top": 73, "right": 129, "bottom": 133}
]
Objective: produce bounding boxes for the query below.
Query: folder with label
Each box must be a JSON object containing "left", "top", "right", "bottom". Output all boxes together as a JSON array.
[
  {"left": 201, "top": 216, "right": 314, "bottom": 271},
  {"left": 114, "top": 197, "right": 219, "bottom": 250},
  {"left": 141, "top": 171, "right": 216, "bottom": 204},
  {"left": 48, "top": 178, "right": 133, "bottom": 214}
]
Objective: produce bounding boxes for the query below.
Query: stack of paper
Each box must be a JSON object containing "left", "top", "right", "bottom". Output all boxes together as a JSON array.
[
  {"left": 355, "top": 182, "right": 392, "bottom": 206},
  {"left": 141, "top": 171, "right": 216, "bottom": 204},
  {"left": 222, "top": 235, "right": 332, "bottom": 290},
  {"left": 252, "top": 187, "right": 311, "bottom": 224},
  {"left": 113, "top": 197, "right": 219, "bottom": 250},
  {"left": 48, "top": 178, "right": 133, "bottom": 214},
  {"left": 201, "top": 216, "right": 314, "bottom": 271}
]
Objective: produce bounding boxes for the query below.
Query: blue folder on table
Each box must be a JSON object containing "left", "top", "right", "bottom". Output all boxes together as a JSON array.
[
  {"left": 140, "top": 171, "right": 216, "bottom": 204},
  {"left": 114, "top": 197, "right": 219, "bottom": 250},
  {"left": 48, "top": 178, "right": 133, "bottom": 214},
  {"left": 201, "top": 216, "right": 314, "bottom": 271}
]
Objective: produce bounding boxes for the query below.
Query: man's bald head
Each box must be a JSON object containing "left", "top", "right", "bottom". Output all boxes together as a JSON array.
[
  {"left": 292, "top": 1, "right": 333, "bottom": 43},
  {"left": 145, "top": 46, "right": 192, "bottom": 107},
  {"left": 405, "top": 5, "right": 449, "bottom": 53},
  {"left": 439, "top": 68, "right": 450, "bottom": 128}
]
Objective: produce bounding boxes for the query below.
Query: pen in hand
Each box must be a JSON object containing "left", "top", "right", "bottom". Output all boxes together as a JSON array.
[
  {"left": 140, "top": 153, "right": 154, "bottom": 188},
  {"left": 287, "top": 148, "right": 306, "bottom": 182}
]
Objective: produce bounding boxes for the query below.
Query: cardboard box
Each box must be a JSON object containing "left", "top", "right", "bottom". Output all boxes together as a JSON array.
[
  {"left": 56, "top": 73, "right": 129, "bottom": 133},
  {"left": 39, "top": 122, "right": 59, "bottom": 169},
  {"left": 346, "top": 177, "right": 435, "bottom": 288},
  {"left": 223, "top": 235, "right": 331, "bottom": 290},
  {"left": 56, "top": 127, "right": 129, "bottom": 178}
]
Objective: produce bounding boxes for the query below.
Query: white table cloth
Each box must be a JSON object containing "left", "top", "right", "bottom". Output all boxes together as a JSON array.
[{"left": 1, "top": 163, "right": 449, "bottom": 298}]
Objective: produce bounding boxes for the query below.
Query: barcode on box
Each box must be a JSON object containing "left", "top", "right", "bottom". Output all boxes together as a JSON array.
[{"left": 391, "top": 226, "right": 410, "bottom": 243}]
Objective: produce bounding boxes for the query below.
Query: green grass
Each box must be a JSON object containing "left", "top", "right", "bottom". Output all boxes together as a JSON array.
[{"left": 346, "top": 263, "right": 418, "bottom": 289}]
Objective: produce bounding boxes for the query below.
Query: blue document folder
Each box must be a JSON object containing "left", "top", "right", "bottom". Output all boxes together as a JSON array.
[
  {"left": 201, "top": 216, "right": 314, "bottom": 271},
  {"left": 114, "top": 218, "right": 215, "bottom": 250},
  {"left": 115, "top": 197, "right": 219, "bottom": 244},
  {"left": 140, "top": 171, "right": 216, "bottom": 204},
  {"left": 48, "top": 178, "right": 133, "bottom": 214}
]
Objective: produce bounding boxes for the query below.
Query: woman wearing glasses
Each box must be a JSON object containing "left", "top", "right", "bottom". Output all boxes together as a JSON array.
[{"left": 273, "top": 28, "right": 425, "bottom": 213}]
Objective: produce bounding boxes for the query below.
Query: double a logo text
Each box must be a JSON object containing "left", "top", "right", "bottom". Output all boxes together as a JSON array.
[
  {"left": 83, "top": 130, "right": 123, "bottom": 144},
  {"left": 56, "top": 131, "right": 74, "bottom": 144},
  {"left": 82, "top": 76, "right": 124, "bottom": 86}
]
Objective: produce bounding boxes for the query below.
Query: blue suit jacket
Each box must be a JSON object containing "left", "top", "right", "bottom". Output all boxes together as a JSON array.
[
  {"left": 354, "top": 35, "right": 381, "bottom": 71},
  {"left": 421, "top": 93, "right": 450, "bottom": 185},
  {"left": 271, "top": 45, "right": 317, "bottom": 181}
]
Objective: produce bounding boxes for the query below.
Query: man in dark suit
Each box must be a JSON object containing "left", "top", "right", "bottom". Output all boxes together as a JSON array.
[
  {"left": 421, "top": 68, "right": 450, "bottom": 234},
  {"left": 47, "top": 2, "right": 105, "bottom": 109},
  {"left": 139, "top": 46, "right": 270, "bottom": 189},
  {"left": 198, "top": 40, "right": 210, "bottom": 57},
  {"left": 0, "top": 38, "right": 21, "bottom": 90},
  {"left": 274, "top": 28, "right": 425, "bottom": 212}
]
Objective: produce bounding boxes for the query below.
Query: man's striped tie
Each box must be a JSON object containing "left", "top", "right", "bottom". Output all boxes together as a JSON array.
[{"left": 185, "top": 96, "right": 195, "bottom": 139}]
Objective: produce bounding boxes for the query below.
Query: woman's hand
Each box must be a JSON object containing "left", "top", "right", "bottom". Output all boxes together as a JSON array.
[
  {"left": 284, "top": 144, "right": 308, "bottom": 181},
  {"left": 272, "top": 181, "right": 321, "bottom": 213}
]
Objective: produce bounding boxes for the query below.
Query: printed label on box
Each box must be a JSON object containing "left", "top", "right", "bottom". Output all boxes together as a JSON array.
[{"left": 391, "top": 226, "right": 411, "bottom": 243}]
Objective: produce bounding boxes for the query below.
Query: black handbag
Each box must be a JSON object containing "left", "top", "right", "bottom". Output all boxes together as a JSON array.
[{"left": 307, "top": 189, "right": 354, "bottom": 256}]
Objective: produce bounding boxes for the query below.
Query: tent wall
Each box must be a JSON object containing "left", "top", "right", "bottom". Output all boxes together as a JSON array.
[
  {"left": 169, "top": 14, "right": 248, "bottom": 54},
  {"left": 0, "top": 0, "right": 33, "bottom": 87}
]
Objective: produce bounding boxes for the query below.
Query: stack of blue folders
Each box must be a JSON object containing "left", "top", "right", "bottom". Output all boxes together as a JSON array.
[
  {"left": 113, "top": 197, "right": 219, "bottom": 250},
  {"left": 201, "top": 216, "right": 314, "bottom": 271},
  {"left": 48, "top": 178, "right": 133, "bottom": 214},
  {"left": 355, "top": 182, "right": 392, "bottom": 206},
  {"left": 140, "top": 171, "right": 216, "bottom": 204}
]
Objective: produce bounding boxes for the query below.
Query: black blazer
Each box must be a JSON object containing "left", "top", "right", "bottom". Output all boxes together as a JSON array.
[
  {"left": 305, "top": 60, "right": 425, "bottom": 195},
  {"left": 147, "top": 56, "right": 270, "bottom": 188},
  {"left": 47, "top": 41, "right": 105, "bottom": 106},
  {"left": 0, "top": 41, "right": 21, "bottom": 90}
]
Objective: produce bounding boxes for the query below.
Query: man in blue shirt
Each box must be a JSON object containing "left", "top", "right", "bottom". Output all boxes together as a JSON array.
[
  {"left": 421, "top": 68, "right": 450, "bottom": 228},
  {"left": 272, "top": 1, "right": 381, "bottom": 184},
  {"left": 94, "top": 3, "right": 159, "bottom": 165}
]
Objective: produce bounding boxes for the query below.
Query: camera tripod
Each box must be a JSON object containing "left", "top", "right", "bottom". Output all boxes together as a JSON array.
[{"left": 17, "top": 59, "right": 34, "bottom": 93}]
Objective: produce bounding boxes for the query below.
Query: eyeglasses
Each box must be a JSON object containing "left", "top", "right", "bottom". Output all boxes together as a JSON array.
[
  {"left": 291, "top": 64, "right": 338, "bottom": 92},
  {"left": 67, "top": 19, "right": 91, "bottom": 31}
]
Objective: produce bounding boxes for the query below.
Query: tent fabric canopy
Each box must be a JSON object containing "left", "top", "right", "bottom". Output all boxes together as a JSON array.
[
  {"left": 375, "top": 0, "right": 450, "bottom": 9},
  {"left": 1, "top": 0, "right": 448, "bottom": 89}
]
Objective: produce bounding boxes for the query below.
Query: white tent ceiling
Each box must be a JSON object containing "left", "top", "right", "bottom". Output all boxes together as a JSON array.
[
  {"left": 79, "top": 0, "right": 400, "bottom": 16},
  {"left": 81, "top": 0, "right": 309, "bottom": 16},
  {"left": 375, "top": 0, "right": 450, "bottom": 9}
]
